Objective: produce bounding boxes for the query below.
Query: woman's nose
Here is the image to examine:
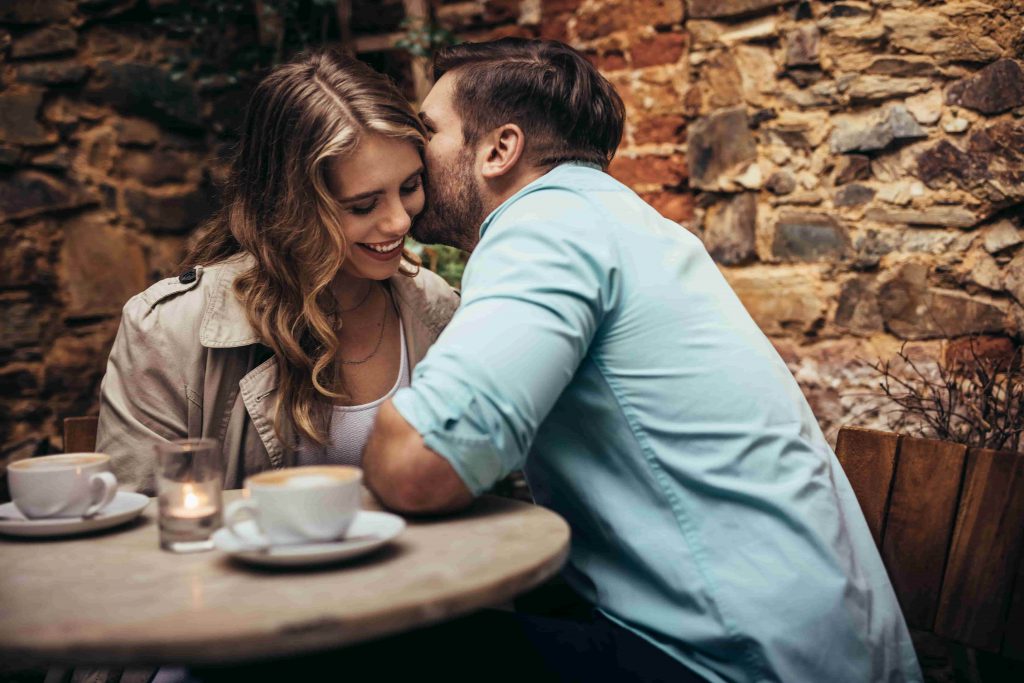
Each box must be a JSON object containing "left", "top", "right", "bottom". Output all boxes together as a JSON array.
[{"left": 383, "top": 197, "right": 412, "bottom": 235}]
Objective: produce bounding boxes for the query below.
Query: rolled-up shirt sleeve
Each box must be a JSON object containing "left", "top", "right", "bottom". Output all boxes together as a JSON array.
[{"left": 393, "top": 190, "right": 614, "bottom": 494}]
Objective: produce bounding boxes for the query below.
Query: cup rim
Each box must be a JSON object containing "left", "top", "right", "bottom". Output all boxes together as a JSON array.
[
  {"left": 246, "top": 465, "right": 362, "bottom": 489},
  {"left": 9, "top": 452, "right": 111, "bottom": 471}
]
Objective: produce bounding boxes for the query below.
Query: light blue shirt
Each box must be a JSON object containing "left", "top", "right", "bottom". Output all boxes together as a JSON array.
[{"left": 394, "top": 164, "right": 921, "bottom": 683}]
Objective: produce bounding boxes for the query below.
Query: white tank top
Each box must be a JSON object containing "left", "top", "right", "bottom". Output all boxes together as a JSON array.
[{"left": 295, "top": 319, "right": 409, "bottom": 467}]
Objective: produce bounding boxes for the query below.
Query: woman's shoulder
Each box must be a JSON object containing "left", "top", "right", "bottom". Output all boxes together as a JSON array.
[
  {"left": 391, "top": 263, "right": 461, "bottom": 331},
  {"left": 120, "top": 255, "right": 254, "bottom": 346}
]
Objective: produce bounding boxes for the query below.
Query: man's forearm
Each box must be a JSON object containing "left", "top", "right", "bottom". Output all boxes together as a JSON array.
[{"left": 363, "top": 400, "right": 475, "bottom": 515}]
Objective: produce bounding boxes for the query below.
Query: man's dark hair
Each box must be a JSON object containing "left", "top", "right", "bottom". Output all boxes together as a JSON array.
[{"left": 433, "top": 38, "right": 625, "bottom": 170}]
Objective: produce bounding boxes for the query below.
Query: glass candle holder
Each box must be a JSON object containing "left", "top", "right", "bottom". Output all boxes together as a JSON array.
[{"left": 156, "top": 439, "right": 223, "bottom": 553}]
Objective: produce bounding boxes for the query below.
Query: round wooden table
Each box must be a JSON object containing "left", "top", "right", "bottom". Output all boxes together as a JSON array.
[{"left": 0, "top": 490, "right": 569, "bottom": 666}]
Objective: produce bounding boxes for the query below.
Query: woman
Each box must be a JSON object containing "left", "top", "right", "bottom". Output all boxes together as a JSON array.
[{"left": 96, "top": 49, "right": 459, "bottom": 495}]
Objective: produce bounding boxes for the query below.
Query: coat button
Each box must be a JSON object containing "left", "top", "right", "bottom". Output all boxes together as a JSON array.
[{"left": 178, "top": 268, "right": 197, "bottom": 284}]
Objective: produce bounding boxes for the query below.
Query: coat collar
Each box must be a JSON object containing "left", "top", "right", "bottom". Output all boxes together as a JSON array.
[{"left": 198, "top": 252, "right": 450, "bottom": 349}]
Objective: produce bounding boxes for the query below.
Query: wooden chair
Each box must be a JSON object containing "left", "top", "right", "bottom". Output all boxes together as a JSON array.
[
  {"left": 835, "top": 427, "right": 1024, "bottom": 669},
  {"left": 63, "top": 416, "right": 98, "bottom": 453}
]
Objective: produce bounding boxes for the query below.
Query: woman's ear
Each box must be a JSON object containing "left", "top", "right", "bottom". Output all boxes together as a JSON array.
[{"left": 480, "top": 124, "right": 526, "bottom": 180}]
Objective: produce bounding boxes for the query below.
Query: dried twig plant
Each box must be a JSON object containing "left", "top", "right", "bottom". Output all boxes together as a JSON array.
[{"left": 868, "top": 338, "right": 1024, "bottom": 452}]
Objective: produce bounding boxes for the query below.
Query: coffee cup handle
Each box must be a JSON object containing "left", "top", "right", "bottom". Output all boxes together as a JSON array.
[
  {"left": 84, "top": 472, "right": 118, "bottom": 517},
  {"left": 224, "top": 499, "right": 268, "bottom": 549}
]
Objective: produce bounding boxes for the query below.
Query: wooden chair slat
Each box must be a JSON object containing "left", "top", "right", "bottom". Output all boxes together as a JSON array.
[
  {"left": 935, "top": 448, "right": 1024, "bottom": 651},
  {"left": 1004, "top": 544, "right": 1024, "bottom": 660},
  {"left": 835, "top": 427, "right": 901, "bottom": 547},
  {"left": 880, "top": 436, "right": 967, "bottom": 630},
  {"left": 63, "top": 416, "right": 98, "bottom": 454}
]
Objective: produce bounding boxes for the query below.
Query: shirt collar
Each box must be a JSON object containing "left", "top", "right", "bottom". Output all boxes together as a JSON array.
[{"left": 478, "top": 161, "right": 603, "bottom": 239}]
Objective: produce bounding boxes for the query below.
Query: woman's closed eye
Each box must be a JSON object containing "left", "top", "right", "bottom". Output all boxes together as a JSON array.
[
  {"left": 347, "top": 176, "right": 422, "bottom": 216},
  {"left": 400, "top": 175, "right": 423, "bottom": 195},
  {"left": 349, "top": 199, "right": 378, "bottom": 216}
]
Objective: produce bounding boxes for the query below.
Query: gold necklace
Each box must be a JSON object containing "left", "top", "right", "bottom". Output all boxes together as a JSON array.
[
  {"left": 339, "top": 286, "right": 391, "bottom": 365},
  {"left": 339, "top": 281, "right": 375, "bottom": 313}
]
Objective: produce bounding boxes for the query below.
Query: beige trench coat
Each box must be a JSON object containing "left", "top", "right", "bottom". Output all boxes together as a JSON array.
[{"left": 96, "top": 254, "right": 460, "bottom": 495}]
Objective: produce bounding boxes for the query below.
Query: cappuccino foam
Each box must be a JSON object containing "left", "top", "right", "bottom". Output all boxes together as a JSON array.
[
  {"left": 250, "top": 466, "right": 359, "bottom": 488},
  {"left": 10, "top": 453, "right": 108, "bottom": 471}
]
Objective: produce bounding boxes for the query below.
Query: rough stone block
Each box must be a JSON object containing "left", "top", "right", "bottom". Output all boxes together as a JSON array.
[
  {"left": 864, "top": 56, "right": 939, "bottom": 78},
  {"left": 725, "top": 268, "right": 827, "bottom": 336},
  {"left": 834, "top": 183, "right": 875, "bottom": 207},
  {"left": 0, "top": 294, "right": 45, "bottom": 351},
  {"left": 703, "top": 192, "right": 757, "bottom": 266},
  {"left": 773, "top": 212, "right": 849, "bottom": 262},
  {"left": 766, "top": 170, "right": 796, "bottom": 195},
  {"left": 915, "top": 120, "right": 1024, "bottom": 205},
  {"left": 124, "top": 186, "right": 214, "bottom": 233},
  {"left": 631, "top": 114, "right": 686, "bottom": 145},
  {"left": 86, "top": 61, "right": 202, "bottom": 130},
  {"left": 865, "top": 207, "right": 978, "bottom": 228},
  {"left": 0, "top": 0, "right": 74, "bottom": 23},
  {"left": 687, "top": 106, "right": 756, "bottom": 191},
  {"left": 945, "top": 59, "right": 1024, "bottom": 116},
  {"left": 784, "top": 25, "right": 819, "bottom": 67},
  {"left": 16, "top": 60, "right": 91, "bottom": 85},
  {"left": 574, "top": 0, "right": 683, "bottom": 40},
  {"left": 609, "top": 153, "right": 687, "bottom": 188},
  {"left": 830, "top": 104, "right": 926, "bottom": 153},
  {"left": 116, "top": 117, "right": 162, "bottom": 147},
  {"left": 10, "top": 25, "right": 77, "bottom": 58},
  {"left": 1005, "top": 252, "right": 1024, "bottom": 305},
  {"left": 882, "top": 9, "right": 1002, "bottom": 64},
  {"left": 846, "top": 75, "right": 932, "bottom": 102},
  {"left": 0, "top": 91, "right": 54, "bottom": 146},
  {"left": 0, "top": 171, "right": 97, "bottom": 222},
  {"left": 642, "top": 190, "right": 695, "bottom": 224},
  {"left": 834, "top": 155, "right": 870, "bottom": 185},
  {"left": 879, "top": 262, "right": 1008, "bottom": 339},
  {"left": 116, "top": 150, "right": 192, "bottom": 185},
  {"left": 687, "top": 0, "right": 787, "bottom": 19},
  {"left": 60, "top": 214, "right": 148, "bottom": 317},
  {"left": 630, "top": 31, "right": 686, "bottom": 68},
  {"left": 835, "top": 276, "right": 884, "bottom": 335},
  {"left": 904, "top": 89, "right": 942, "bottom": 126},
  {"left": 0, "top": 223, "right": 56, "bottom": 288},
  {"left": 983, "top": 220, "right": 1022, "bottom": 255}
]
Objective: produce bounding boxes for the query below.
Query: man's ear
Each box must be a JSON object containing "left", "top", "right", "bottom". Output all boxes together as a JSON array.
[{"left": 479, "top": 124, "right": 526, "bottom": 180}]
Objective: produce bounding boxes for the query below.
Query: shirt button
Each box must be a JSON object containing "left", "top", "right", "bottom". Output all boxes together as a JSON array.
[{"left": 179, "top": 268, "right": 197, "bottom": 284}]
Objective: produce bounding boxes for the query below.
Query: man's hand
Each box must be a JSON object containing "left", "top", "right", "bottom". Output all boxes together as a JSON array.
[{"left": 363, "top": 401, "right": 475, "bottom": 515}]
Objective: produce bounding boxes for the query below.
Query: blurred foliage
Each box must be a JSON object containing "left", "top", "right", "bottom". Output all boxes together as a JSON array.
[
  {"left": 407, "top": 239, "right": 467, "bottom": 287},
  {"left": 394, "top": 16, "right": 458, "bottom": 59}
]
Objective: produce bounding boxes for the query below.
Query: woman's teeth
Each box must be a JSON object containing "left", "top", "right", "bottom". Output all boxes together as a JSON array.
[{"left": 361, "top": 238, "right": 403, "bottom": 253}]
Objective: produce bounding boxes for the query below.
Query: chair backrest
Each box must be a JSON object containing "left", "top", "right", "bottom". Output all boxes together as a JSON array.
[
  {"left": 835, "top": 427, "right": 1024, "bottom": 660},
  {"left": 64, "top": 416, "right": 99, "bottom": 454}
]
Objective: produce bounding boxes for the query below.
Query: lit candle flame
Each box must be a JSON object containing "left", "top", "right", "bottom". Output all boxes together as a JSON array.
[{"left": 183, "top": 484, "right": 200, "bottom": 511}]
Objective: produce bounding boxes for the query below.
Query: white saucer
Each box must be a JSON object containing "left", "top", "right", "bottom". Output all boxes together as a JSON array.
[
  {"left": 0, "top": 491, "right": 150, "bottom": 538},
  {"left": 212, "top": 510, "right": 405, "bottom": 568}
]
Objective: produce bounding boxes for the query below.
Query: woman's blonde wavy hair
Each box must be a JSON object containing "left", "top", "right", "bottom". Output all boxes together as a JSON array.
[{"left": 185, "top": 48, "right": 425, "bottom": 447}]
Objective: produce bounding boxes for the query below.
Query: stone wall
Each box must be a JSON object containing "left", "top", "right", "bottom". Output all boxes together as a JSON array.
[
  {"left": 0, "top": 0, "right": 256, "bottom": 472},
  {"left": 2, "top": 1, "right": 1023, "bottom": 477},
  {"left": 437, "top": 0, "right": 1024, "bottom": 441}
]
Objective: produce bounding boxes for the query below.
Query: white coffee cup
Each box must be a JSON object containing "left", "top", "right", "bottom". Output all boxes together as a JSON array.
[
  {"left": 8, "top": 453, "right": 119, "bottom": 519},
  {"left": 224, "top": 466, "right": 362, "bottom": 547}
]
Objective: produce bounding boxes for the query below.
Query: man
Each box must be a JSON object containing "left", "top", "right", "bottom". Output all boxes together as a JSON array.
[{"left": 363, "top": 38, "right": 922, "bottom": 683}]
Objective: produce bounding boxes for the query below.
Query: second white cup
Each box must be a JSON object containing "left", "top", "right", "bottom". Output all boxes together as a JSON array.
[
  {"left": 8, "top": 453, "right": 119, "bottom": 519},
  {"left": 224, "top": 466, "right": 362, "bottom": 547}
]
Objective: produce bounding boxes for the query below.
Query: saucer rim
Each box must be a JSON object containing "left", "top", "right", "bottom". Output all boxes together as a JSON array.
[
  {"left": 213, "top": 510, "right": 404, "bottom": 566},
  {"left": 0, "top": 491, "right": 150, "bottom": 537}
]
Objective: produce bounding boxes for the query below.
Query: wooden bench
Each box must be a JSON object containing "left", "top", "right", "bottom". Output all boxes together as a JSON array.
[{"left": 835, "top": 426, "right": 1024, "bottom": 671}]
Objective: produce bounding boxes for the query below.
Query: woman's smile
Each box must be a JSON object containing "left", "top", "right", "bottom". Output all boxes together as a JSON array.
[{"left": 357, "top": 235, "right": 406, "bottom": 260}]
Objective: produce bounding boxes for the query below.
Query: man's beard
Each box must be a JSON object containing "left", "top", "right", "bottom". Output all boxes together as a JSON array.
[{"left": 412, "top": 148, "right": 484, "bottom": 253}]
